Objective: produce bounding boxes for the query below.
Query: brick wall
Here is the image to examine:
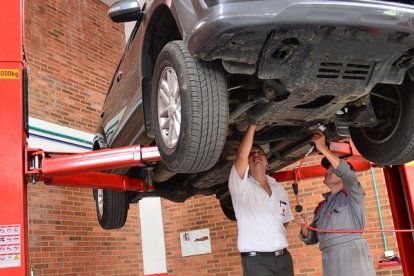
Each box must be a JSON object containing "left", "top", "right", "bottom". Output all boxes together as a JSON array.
[
  {"left": 24, "top": 0, "right": 404, "bottom": 275},
  {"left": 28, "top": 185, "right": 142, "bottom": 275},
  {"left": 161, "top": 155, "right": 403, "bottom": 276},
  {"left": 25, "top": 0, "right": 124, "bottom": 133},
  {"left": 162, "top": 197, "right": 241, "bottom": 276},
  {"left": 25, "top": 0, "right": 143, "bottom": 275}
]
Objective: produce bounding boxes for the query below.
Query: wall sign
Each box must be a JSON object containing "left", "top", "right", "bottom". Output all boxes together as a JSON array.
[
  {"left": 0, "top": 224, "right": 21, "bottom": 268},
  {"left": 180, "top": 228, "right": 212, "bottom": 257}
]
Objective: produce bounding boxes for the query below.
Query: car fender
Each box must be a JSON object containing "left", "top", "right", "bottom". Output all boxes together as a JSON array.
[{"left": 140, "top": 0, "right": 186, "bottom": 137}]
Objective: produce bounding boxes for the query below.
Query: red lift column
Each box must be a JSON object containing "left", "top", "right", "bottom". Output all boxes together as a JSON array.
[
  {"left": 0, "top": 1, "right": 27, "bottom": 275},
  {"left": 383, "top": 164, "right": 414, "bottom": 276}
]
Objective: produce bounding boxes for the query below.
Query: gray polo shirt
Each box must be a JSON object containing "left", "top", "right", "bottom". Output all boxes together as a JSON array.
[{"left": 300, "top": 160, "right": 365, "bottom": 249}]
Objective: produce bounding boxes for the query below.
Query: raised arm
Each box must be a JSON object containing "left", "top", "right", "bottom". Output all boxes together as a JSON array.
[
  {"left": 234, "top": 124, "right": 256, "bottom": 178},
  {"left": 333, "top": 160, "right": 364, "bottom": 203},
  {"left": 312, "top": 132, "right": 364, "bottom": 202},
  {"left": 311, "top": 132, "right": 340, "bottom": 169}
]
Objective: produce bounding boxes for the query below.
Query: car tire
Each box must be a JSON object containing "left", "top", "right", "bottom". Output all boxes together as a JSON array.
[
  {"left": 350, "top": 76, "right": 414, "bottom": 165},
  {"left": 93, "top": 188, "right": 129, "bottom": 230},
  {"left": 151, "top": 40, "right": 228, "bottom": 173}
]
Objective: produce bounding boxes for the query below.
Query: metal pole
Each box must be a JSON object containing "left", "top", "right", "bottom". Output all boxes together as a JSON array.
[{"left": 370, "top": 166, "right": 388, "bottom": 251}]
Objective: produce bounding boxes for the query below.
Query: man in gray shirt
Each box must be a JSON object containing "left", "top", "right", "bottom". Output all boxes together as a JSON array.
[{"left": 294, "top": 132, "right": 376, "bottom": 276}]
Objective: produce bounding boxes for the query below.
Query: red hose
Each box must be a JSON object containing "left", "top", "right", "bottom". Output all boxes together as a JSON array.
[
  {"left": 305, "top": 224, "right": 414, "bottom": 233},
  {"left": 293, "top": 157, "right": 305, "bottom": 207}
]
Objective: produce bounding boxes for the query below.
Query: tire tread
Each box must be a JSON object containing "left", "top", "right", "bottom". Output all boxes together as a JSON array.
[{"left": 154, "top": 41, "right": 228, "bottom": 172}]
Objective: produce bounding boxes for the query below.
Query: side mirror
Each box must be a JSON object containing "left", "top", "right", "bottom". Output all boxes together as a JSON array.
[{"left": 108, "top": 0, "right": 144, "bottom": 23}]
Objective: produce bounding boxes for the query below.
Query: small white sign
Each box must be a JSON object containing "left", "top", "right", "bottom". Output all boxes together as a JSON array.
[
  {"left": 180, "top": 228, "right": 212, "bottom": 257},
  {"left": 0, "top": 225, "right": 21, "bottom": 268}
]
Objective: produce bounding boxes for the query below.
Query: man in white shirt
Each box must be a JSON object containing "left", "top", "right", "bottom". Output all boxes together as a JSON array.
[{"left": 229, "top": 124, "right": 294, "bottom": 276}]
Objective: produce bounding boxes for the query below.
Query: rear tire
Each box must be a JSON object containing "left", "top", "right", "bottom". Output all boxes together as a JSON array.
[
  {"left": 350, "top": 76, "right": 414, "bottom": 165},
  {"left": 151, "top": 40, "right": 228, "bottom": 173},
  {"left": 218, "top": 192, "right": 236, "bottom": 221},
  {"left": 93, "top": 189, "right": 129, "bottom": 230}
]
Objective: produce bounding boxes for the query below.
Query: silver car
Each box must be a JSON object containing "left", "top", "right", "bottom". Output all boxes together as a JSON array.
[{"left": 93, "top": 0, "right": 414, "bottom": 229}]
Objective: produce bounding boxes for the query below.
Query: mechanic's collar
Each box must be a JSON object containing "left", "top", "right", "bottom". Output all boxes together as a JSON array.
[{"left": 322, "top": 188, "right": 348, "bottom": 199}]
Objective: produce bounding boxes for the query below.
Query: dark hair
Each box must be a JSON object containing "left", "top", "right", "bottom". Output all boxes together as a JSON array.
[
  {"left": 321, "top": 157, "right": 355, "bottom": 172},
  {"left": 251, "top": 144, "right": 265, "bottom": 155}
]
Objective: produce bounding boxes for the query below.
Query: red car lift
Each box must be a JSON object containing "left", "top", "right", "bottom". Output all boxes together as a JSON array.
[
  {"left": 383, "top": 164, "right": 414, "bottom": 274},
  {"left": 1, "top": 1, "right": 414, "bottom": 275},
  {"left": 0, "top": 2, "right": 160, "bottom": 275},
  {"left": 26, "top": 145, "right": 161, "bottom": 191},
  {"left": 0, "top": 1, "right": 27, "bottom": 275}
]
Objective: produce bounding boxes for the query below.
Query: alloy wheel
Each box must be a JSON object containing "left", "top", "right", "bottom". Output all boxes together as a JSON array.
[
  {"left": 157, "top": 67, "right": 181, "bottom": 149},
  {"left": 97, "top": 189, "right": 104, "bottom": 218}
]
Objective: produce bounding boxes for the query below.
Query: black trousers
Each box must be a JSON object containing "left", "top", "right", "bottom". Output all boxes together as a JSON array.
[{"left": 241, "top": 250, "right": 294, "bottom": 276}]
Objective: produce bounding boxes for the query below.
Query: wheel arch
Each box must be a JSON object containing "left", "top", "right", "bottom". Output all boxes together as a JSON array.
[
  {"left": 141, "top": 5, "right": 182, "bottom": 137},
  {"left": 350, "top": 75, "right": 414, "bottom": 165}
]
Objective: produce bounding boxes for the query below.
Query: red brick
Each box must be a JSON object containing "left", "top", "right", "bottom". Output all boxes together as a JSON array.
[{"left": 26, "top": 0, "right": 403, "bottom": 275}]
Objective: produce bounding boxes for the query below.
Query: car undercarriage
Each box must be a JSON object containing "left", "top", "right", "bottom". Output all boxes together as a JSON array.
[
  {"left": 146, "top": 22, "right": 414, "bottom": 202},
  {"left": 94, "top": 0, "right": 414, "bottom": 225}
]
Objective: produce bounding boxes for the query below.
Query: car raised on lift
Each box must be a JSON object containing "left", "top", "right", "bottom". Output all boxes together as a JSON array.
[{"left": 93, "top": 0, "right": 414, "bottom": 229}]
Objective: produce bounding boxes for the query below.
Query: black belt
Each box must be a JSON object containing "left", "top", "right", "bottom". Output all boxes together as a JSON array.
[{"left": 241, "top": 249, "right": 287, "bottom": 257}]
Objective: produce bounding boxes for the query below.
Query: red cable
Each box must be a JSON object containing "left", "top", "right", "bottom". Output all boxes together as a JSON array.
[
  {"left": 293, "top": 157, "right": 305, "bottom": 207},
  {"left": 294, "top": 153, "right": 414, "bottom": 234},
  {"left": 294, "top": 156, "right": 305, "bottom": 184},
  {"left": 305, "top": 224, "right": 414, "bottom": 233}
]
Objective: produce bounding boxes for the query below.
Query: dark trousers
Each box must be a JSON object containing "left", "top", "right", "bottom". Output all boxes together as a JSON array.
[{"left": 241, "top": 250, "right": 294, "bottom": 276}]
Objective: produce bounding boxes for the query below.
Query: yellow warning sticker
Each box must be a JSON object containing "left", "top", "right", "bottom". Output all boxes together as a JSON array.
[
  {"left": 407, "top": 160, "right": 414, "bottom": 166},
  {"left": 0, "top": 69, "right": 19, "bottom": 79}
]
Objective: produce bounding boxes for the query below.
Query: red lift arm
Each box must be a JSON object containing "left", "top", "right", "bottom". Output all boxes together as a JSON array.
[
  {"left": 1, "top": 1, "right": 414, "bottom": 275},
  {"left": 25, "top": 145, "right": 161, "bottom": 191},
  {"left": 271, "top": 141, "right": 370, "bottom": 181},
  {"left": 0, "top": 4, "right": 161, "bottom": 275}
]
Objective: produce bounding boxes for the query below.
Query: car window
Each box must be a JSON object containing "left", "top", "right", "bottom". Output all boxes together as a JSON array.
[{"left": 125, "top": 22, "right": 139, "bottom": 53}]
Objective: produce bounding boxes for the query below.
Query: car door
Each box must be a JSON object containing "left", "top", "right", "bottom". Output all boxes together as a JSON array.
[
  {"left": 99, "top": 60, "right": 122, "bottom": 146},
  {"left": 111, "top": 18, "right": 149, "bottom": 148}
]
